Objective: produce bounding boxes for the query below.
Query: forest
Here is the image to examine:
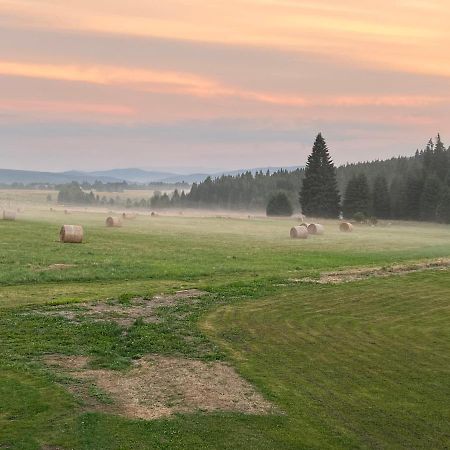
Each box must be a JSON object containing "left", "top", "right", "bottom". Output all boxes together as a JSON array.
[{"left": 150, "top": 135, "right": 450, "bottom": 223}]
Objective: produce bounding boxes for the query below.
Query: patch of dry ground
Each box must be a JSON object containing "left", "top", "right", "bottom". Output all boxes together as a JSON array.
[
  {"left": 31, "top": 289, "right": 206, "bottom": 326},
  {"left": 30, "top": 263, "right": 77, "bottom": 273},
  {"left": 294, "top": 258, "right": 450, "bottom": 284},
  {"left": 44, "top": 354, "right": 275, "bottom": 420}
]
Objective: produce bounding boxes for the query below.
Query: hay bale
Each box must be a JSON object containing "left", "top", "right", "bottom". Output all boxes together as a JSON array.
[
  {"left": 60, "top": 225, "right": 83, "bottom": 243},
  {"left": 339, "top": 222, "right": 353, "bottom": 232},
  {"left": 2, "top": 210, "right": 16, "bottom": 221},
  {"left": 122, "top": 212, "right": 137, "bottom": 219},
  {"left": 290, "top": 226, "right": 308, "bottom": 239},
  {"left": 106, "top": 216, "right": 122, "bottom": 227},
  {"left": 307, "top": 223, "right": 324, "bottom": 235}
]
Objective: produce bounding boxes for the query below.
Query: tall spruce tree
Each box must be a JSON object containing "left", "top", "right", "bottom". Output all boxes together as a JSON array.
[
  {"left": 299, "top": 133, "right": 340, "bottom": 218},
  {"left": 372, "top": 175, "right": 391, "bottom": 219},
  {"left": 342, "top": 173, "right": 371, "bottom": 218}
]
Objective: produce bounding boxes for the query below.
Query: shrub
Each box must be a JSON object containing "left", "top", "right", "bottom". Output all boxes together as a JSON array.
[
  {"left": 352, "top": 212, "right": 367, "bottom": 223},
  {"left": 266, "top": 192, "right": 293, "bottom": 217}
]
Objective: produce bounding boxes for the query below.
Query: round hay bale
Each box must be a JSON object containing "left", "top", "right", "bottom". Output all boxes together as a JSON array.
[
  {"left": 307, "top": 223, "right": 324, "bottom": 235},
  {"left": 60, "top": 225, "right": 83, "bottom": 243},
  {"left": 290, "top": 226, "right": 308, "bottom": 239},
  {"left": 2, "top": 210, "right": 16, "bottom": 221},
  {"left": 339, "top": 222, "right": 353, "bottom": 232},
  {"left": 106, "top": 216, "right": 122, "bottom": 227}
]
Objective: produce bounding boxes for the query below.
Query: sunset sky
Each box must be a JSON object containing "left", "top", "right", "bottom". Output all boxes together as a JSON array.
[{"left": 1, "top": 0, "right": 450, "bottom": 171}]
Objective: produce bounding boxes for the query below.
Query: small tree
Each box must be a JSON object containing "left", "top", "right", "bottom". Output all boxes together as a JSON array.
[
  {"left": 171, "top": 189, "right": 180, "bottom": 207},
  {"left": 266, "top": 192, "right": 293, "bottom": 217},
  {"left": 352, "top": 212, "right": 367, "bottom": 223}
]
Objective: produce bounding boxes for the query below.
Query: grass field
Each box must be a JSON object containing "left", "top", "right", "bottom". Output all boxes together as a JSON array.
[{"left": 0, "top": 210, "right": 449, "bottom": 449}]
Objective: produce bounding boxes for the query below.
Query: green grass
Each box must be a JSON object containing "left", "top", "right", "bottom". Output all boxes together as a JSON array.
[
  {"left": 0, "top": 212, "right": 449, "bottom": 449},
  {"left": 204, "top": 271, "right": 450, "bottom": 449}
]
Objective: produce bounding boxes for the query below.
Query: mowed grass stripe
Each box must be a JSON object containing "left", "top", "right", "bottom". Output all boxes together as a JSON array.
[{"left": 204, "top": 271, "right": 450, "bottom": 449}]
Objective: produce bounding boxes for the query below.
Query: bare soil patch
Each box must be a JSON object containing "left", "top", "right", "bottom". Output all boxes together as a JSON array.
[
  {"left": 294, "top": 258, "right": 450, "bottom": 284},
  {"left": 43, "top": 354, "right": 274, "bottom": 420},
  {"left": 31, "top": 289, "right": 207, "bottom": 326}
]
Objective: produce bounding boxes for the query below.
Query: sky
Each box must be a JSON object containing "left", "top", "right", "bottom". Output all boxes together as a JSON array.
[{"left": 1, "top": 0, "right": 450, "bottom": 172}]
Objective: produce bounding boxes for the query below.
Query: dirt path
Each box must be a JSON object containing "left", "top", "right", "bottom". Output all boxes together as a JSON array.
[{"left": 292, "top": 258, "right": 450, "bottom": 284}]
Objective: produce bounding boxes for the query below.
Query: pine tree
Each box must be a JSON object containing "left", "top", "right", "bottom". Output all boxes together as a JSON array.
[
  {"left": 342, "top": 173, "right": 370, "bottom": 219},
  {"left": 171, "top": 189, "right": 180, "bottom": 206},
  {"left": 423, "top": 139, "right": 434, "bottom": 172},
  {"left": 372, "top": 175, "right": 391, "bottom": 219},
  {"left": 420, "top": 175, "right": 443, "bottom": 221},
  {"left": 299, "top": 133, "right": 340, "bottom": 218},
  {"left": 431, "top": 134, "right": 449, "bottom": 181}
]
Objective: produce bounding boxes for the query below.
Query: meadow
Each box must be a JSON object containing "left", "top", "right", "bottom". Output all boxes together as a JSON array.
[
  {"left": 0, "top": 188, "right": 174, "bottom": 211},
  {"left": 1, "top": 207, "right": 449, "bottom": 449}
]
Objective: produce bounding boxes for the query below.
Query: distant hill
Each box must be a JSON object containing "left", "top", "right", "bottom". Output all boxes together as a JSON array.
[
  {"left": 0, "top": 166, "right": 302, "bottom": 185},
  {"left": 89, "top": 168, "right": 177, "bottom": 183},
  {"left": 0, "top": 169, "right": 116, "bottom": 185}
]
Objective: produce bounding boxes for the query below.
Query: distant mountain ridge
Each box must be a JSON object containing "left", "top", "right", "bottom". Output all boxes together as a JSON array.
[
  {"left": 0, "top": 166, "right": 302, "bottom": 185},
  {"left": 0, "top": 168, "right": 118, "bottom": 185}
]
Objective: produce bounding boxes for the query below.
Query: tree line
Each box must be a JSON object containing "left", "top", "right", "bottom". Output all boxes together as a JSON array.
[
  {"left": 339, "top": 135, "right": 450, "bottom": 223},
  {"left": 57, "top": 134, "right": 450, "bottom": 224},
  {"left": 150, "top": 133, "right": 450, "bottom": 223}
]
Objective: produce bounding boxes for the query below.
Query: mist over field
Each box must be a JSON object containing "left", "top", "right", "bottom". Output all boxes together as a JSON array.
[{"left": 1, "top": 2, "right": 450, "bottom": 449}]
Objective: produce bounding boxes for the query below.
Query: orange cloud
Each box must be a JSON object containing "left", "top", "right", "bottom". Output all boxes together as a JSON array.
[
  {"left": 1, "top": 60, "right": 448, "bottom": 113},
  {"left": 2, "top": 0, "right": 450, "bottom": 77},
  {"left": 0, "top": 61, "right": 218, "bottom": 92},
  {"left": 0, "top": 99, "right": 134, "bottom": 117}
]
